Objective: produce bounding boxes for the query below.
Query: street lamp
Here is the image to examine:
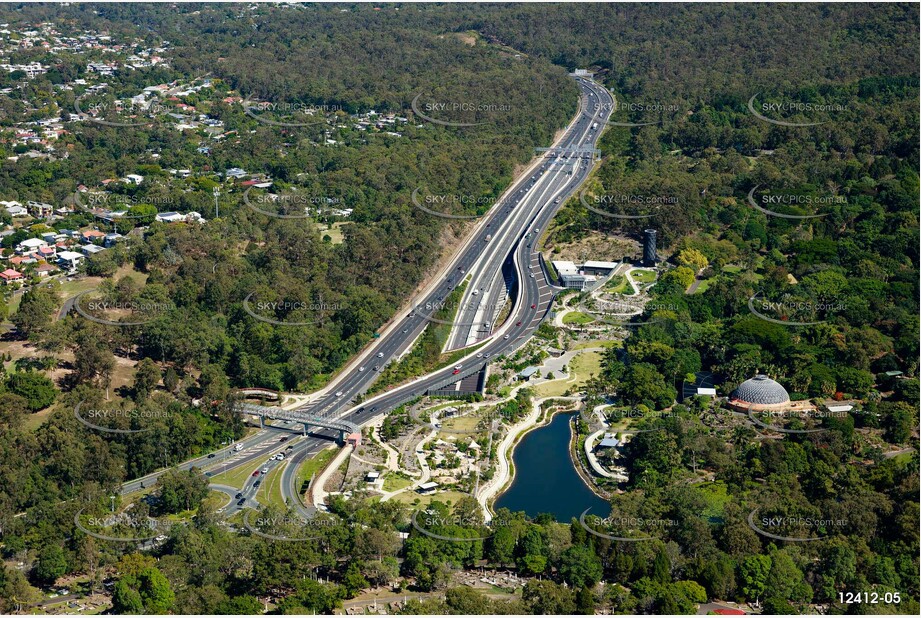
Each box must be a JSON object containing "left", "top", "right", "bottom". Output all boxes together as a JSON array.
[
  {"left": 109, "top": 495, "right": 116, "bottom": 513},
  {"left": 213, "top": 187, "right": 220, "bottom": 219}
]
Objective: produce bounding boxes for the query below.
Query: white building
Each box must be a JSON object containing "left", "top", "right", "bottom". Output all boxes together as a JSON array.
[{"left": 57, "top": 251, "right": 84, "bottom": 269}]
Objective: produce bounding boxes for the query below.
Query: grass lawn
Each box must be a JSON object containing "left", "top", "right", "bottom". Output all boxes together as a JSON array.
[
  {"left": 317, "top": 221, "right": 348, "bottom": 244},
  {"left": 603, "top": 275, "right": 629, "bottom": 294},
  {"left": 694, "top": 481, "right": 731, "bottom": 519},
  {"left": 629, "top": 268, "right": 657, "bottom": 283},
  {"left": 693, "top": 277, "right": 714, "bottom": 295},
  {"left": 209, "top": 459, "right": 263, "bottom": 489},
  {"left": 534, "top": 350, "right": 602, "bottom": 397},
  {"left": 383, "top": 473, "right": 413, "bottom": 493},
  {"left": 562, "top": 311, "right": 595, "bottom": 325},
  {"left": 722, "top": 265, "right": 744, "bottom": 273},
  {"left": 438, "top": 412, "right": 484, "bottom": 437},
  {"left": 572, "top": 339, "right": 620, "bottom": 350},
  {"left": 257, "top": 462, "right": 289, "bottom": 509},
  {"left": 389, "top": 489, "right": 469, "bottom": 507},
  {"left": 295, "top": 446, "right": 338, "bottom": 489}
]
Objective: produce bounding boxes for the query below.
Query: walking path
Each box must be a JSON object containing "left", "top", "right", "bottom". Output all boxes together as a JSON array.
[{"left": 309, "top": 444, "right": 354, "bottom": 507}]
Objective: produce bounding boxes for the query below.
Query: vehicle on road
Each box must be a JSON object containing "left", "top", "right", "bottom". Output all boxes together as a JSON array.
[
  {"left": 261, "top": 467, "right": 269, "bottom": 474},
  {"left": 476, "top": 353, "right": 483, "bottom": 358},
  {"left": 504, "top": 334, "right": 510, "bottom": 340},
  {"left": 472, "top": 289, "right": 479, "bottom": 296},
  {"left": 234, "top": 492, "right": 242, "bottom": 499},
  {"left": 485, "top": 234, "right": 492, "bottom": 242},
  {"left": 237, "top": 498, "right": 246, "bottom": 506},
  {"left": 335, "top": 391, "right": 343, "bottom": 397},
  {"left": 516, "top": 321, "right": 522, "bottom": 326},
  {"left": 373, "top": 365, "right": 380, "bottom": 371},
  {"left": 531, "top": 304, "right": 537, "bottom": 309},
  {"left": 377, "top": 352, "right": 384, "bottom": 358},
  {"left": 234, "top": 443, "right": 244, "bottom": 452},
  {"left": 359, "top": 366, "right": 365, "bottom": 372},
  {"left": 279, "top": 436, "right": 288, "bottom": 442},
  {"left": 530, "top": 273, "right": 535, "bottom": 278},
  {"left": 252, "top": 471, "right": 259, "bottom": 477},
  {"left": 208, "top": 453, "right": 216, "bottom": 458},
  {"left": 253, "top": 480, "right": 261, "bottom": 488}
]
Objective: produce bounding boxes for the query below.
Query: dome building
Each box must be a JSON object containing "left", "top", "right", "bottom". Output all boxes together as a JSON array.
[{"left": 728, "top": 374, "right": 814, "bottom": 413}]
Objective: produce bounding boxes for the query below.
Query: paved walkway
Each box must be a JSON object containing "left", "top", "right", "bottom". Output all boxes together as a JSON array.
[{"left": 309, "top": 444, "right": 354, "bottom": 507}]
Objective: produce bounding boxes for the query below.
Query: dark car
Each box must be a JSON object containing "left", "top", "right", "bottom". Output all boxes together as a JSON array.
[
  {"left": 252, "top": 470, "right": 260, "bottom": 477},
  {"left": 237, "top": 498, "right": 246, "bottom": 506},
  {"left": 279, "top": 437, "right": 288, "bottom": 442},
  {"left": 235, "top": 492, "right": 243, "bottom": 499},
  {"left": 253, "top": 480, "right": 261, "bottom": 488},
  {"left": 207, "top": 453, "right": 216, "bottom": 458}
]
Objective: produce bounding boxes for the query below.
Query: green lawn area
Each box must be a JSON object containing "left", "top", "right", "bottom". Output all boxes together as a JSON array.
[
  {"left": 629, "top": 268, "right": 658, "bottom": 283},
  {"left": 562, "top": 311, "right": 595, "bottom": 325},
  {"left": 257, "top": 462, "right": 289, "bottom": 509},
  {"left": 721, "top": 265, "right": 744, "bottom": 273},
  {"left": 389, "top": 489, "right": 469, "bottom": 507},
  {"left": 603, "top": 275, "right": 628, "bottom": 294},
  {"left": 693, "top": 277, "right": 714, "bottom": 295},
  {"left": 317, "top": 221, "right": 348, "bottom": 244},
  {"left": 383, "top": 473, "right": 413, "bottom": 493},
  {"left": 694, "top": 481, "right": 731, "bottom": 520},
  {"left": 438, "top": 411, "right": 486, "bottom": 437},
  {"left": 572, "top": 339, "right": 621, "bottom": 350},
  {"left": 295, "top": 446, "right": 338, "bottom": 489},
  {"left": 209, "top": 458, "right": 263, "bottom": 489},
  {"left": 534, "top": 350, "right": 602, "bottom": 397}
]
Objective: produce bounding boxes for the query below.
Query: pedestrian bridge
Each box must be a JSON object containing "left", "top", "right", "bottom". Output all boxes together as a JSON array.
[{"left": 236, "top": 402, "right": 359, "bottom": 442}]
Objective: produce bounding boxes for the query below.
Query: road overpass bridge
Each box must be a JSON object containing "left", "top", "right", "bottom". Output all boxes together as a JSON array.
[{"left": 236, "top": 403, "right": 359, "bottom": 442}]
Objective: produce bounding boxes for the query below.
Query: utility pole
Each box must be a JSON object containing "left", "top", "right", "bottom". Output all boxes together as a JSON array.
[{"left": 213, "top": 187, "right": 220, "bottom": 219}]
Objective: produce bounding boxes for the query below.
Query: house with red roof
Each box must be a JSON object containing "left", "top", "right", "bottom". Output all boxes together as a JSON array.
[{"left": 0, "top": 268, "right": 24, "bottom": 284}]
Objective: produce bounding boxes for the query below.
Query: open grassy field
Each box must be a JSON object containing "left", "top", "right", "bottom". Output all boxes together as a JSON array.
[
  {"left": 629, "top": 268, "right": 657, "bottom": 283},
  {"left": 295, "top": 446, "right": 338, "bottom": 489},
  {"left": 572, "top": 339, "right": 621, "bottom": 350},
  {"left": 382, "top": 473, "right": 413, "bottom": 493},
  {"left": 257, "top": 462, "right": 289, "bottom": 509},
  {"left": 562, "top": 311, "right": 594, "bottom": 325},
  {"left": 209, "top": 459, "right": 263, "bottom": 489},
  {"left": 389, "top": 489, "right": 469, "bottom": 508},
  {"left": 534, "top": 349, "right": 602, "bottom": 397}
]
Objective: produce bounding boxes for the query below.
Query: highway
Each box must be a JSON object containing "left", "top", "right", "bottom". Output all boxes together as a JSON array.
[
  {"left": 120, "top": 77, "right": 614, "bottom": 515},
  {"left": 445, "top": 79, "right": 612, "bottom": 349}
]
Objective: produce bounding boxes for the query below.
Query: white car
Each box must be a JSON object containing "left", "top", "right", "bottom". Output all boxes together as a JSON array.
[
  {"left": 335, "top": 391, "right": 344, "bottom": 397},
  {"left": 504, "top": 334, "right": 510, "bottom": 340},
  {"left": 530, "top": 273, "right": 535, "bottom": 278},
  {"left": 377, "top": 352, "right": 384, "bottom": 358},
  {"left": 476, "top": 353, "right": 483, "bottom": 358},
  {"left": 261, "top": 467, "right": 269, "bottom": 474},
  {"left": 472, "top": 290, "right": 479, "bottom": 296},
  {"left": 359, "top": 366, "right": 365, "bottom": 372}
]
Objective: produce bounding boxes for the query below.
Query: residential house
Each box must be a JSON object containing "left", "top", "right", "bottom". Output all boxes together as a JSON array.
[
  {"left": 56, "top": 251, "right": 84, "bottom": 270},
  {"left": 81, "top": 244, "right": 105, "bottom": 256},
  {"left": 81, "top": 230, "right": 106, "bottom": 244},
  {"left": 0, "top": 268, "right": 24, "bottom": 284},
  {"left": 16, "top": 237, "right": 47, "bottom": 254}
]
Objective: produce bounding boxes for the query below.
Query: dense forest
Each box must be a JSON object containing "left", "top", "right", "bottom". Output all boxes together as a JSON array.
[{"left": 0, "top": 3, "right": 918, "bottom": 615}]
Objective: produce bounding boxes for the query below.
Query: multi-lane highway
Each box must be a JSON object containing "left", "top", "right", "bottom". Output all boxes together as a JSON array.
[{"left": 123, "top": 77, "right": 614, "bottom": 515}]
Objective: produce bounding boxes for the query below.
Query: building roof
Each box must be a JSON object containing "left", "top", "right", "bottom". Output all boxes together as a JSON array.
[
  {"left": 598, "top": 437, "right": 620, "bottom": 448},
  {"left": 57, "top": 251, "right": 84, "bottom": 260},
  {"left": 1, "top": 268, "right": 23, "bottom": 278},
  {"left": 731, "top": 374, "right": 790, "bottom": 406},
  {"left": 552, "top": 260, "right": 578, "bottom": 275},
  {"left": 519, "top": 366, "right": 540, "bottom": 378},
  {"left": 583, "top": 260, "right": 619, "bottom": 269},
  {"left": 419, "top": 481, "right": 439, "bottom": 490}
]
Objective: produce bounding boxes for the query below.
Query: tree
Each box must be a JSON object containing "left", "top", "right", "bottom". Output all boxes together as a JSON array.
[
  {"left": 33, "top": 545, "right": 68, "bottom": 585},
  {"left": 6, "top": 372, "right": 57, "bottom": 412},
  {"left": 156, "top": 468, "right": 209, "bottom": 514},
  {"left": 677, "top": 248, "right": 709, "bottom": 272},
  {"left": 11, "top": 286, "right": 58, "bottom": 339},
  {"left": 559, "top": 545, "right": 603, "bottom": 588},
  {"left": 739, "top": 554, "right": 771, "bottom": 604},
  {"left": 133, "top": 358, "right": 161, "bottom": 401}
]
